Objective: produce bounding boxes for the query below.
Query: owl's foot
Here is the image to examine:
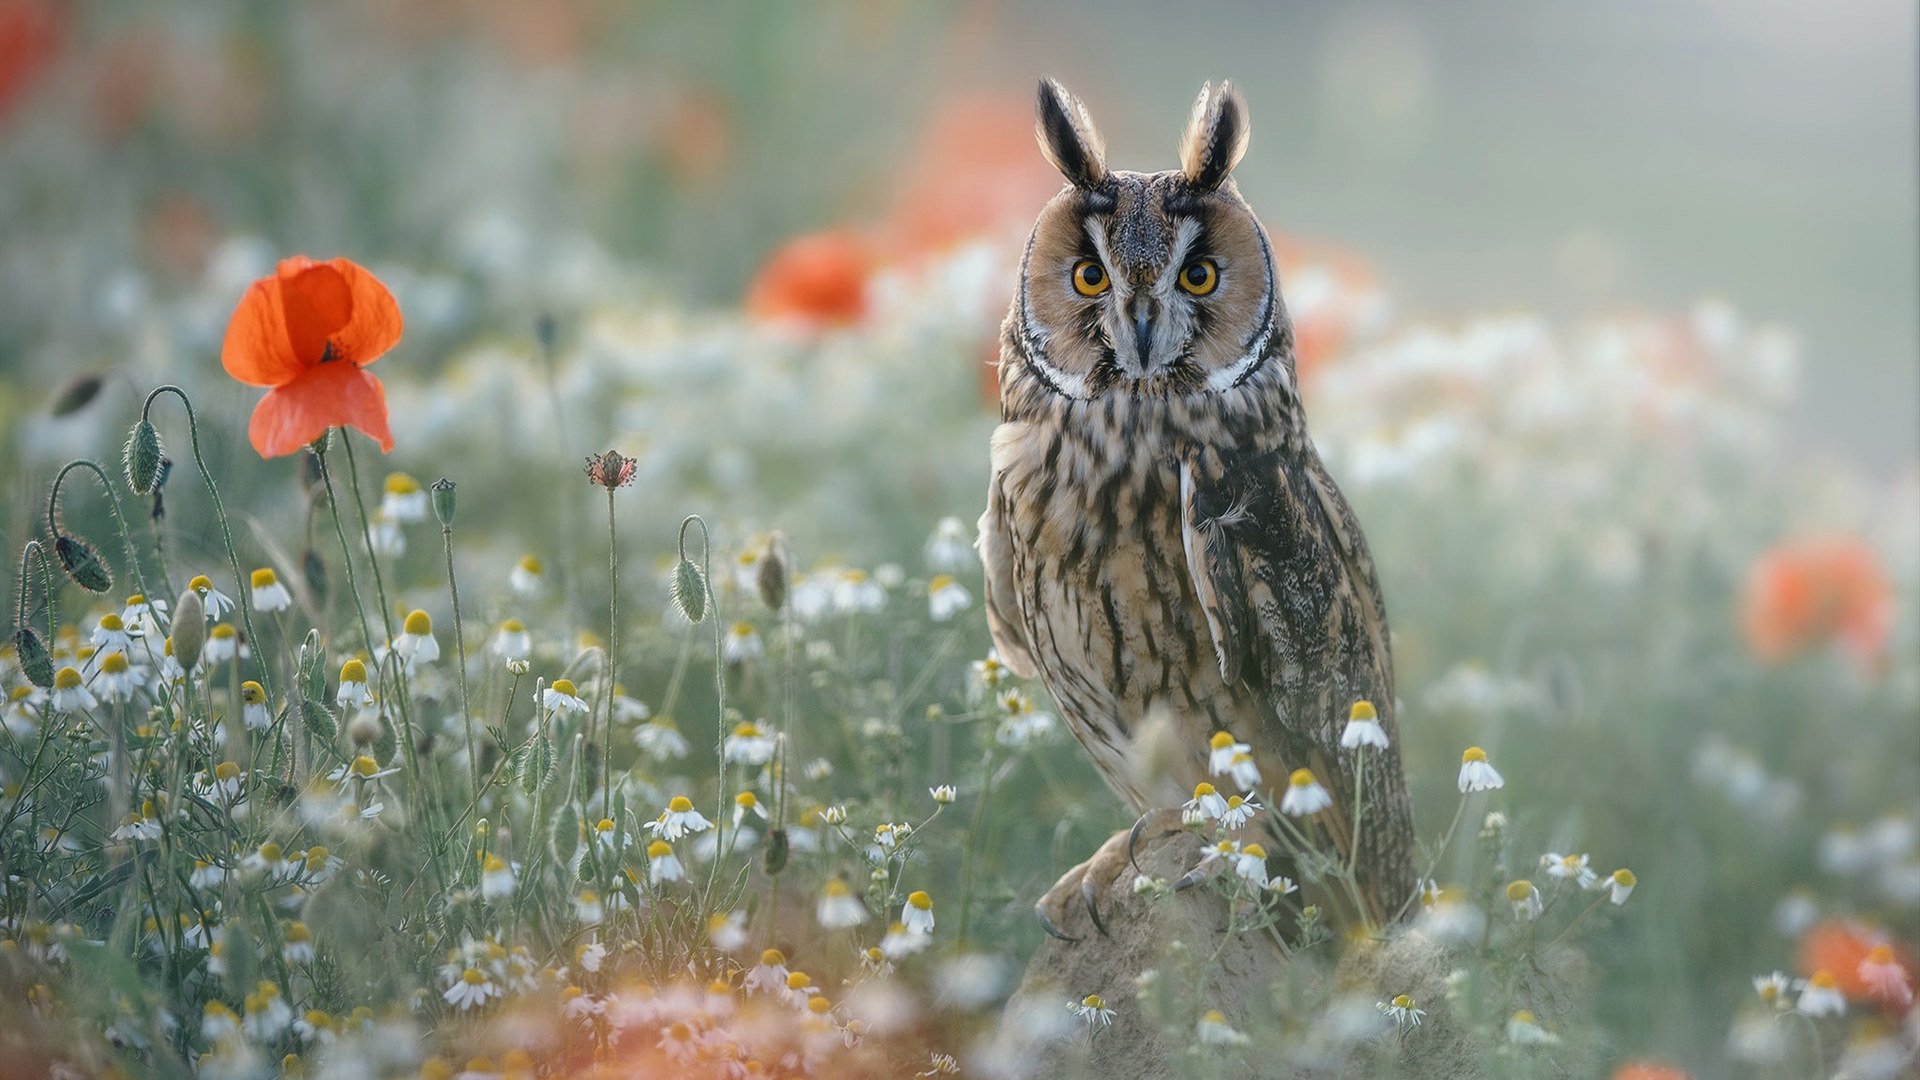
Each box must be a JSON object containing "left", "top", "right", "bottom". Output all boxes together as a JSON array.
[{"left": 1037, "top": 810, "right": 1187, "bottom": 942}]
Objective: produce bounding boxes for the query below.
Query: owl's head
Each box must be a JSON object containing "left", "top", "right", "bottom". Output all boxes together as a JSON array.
[{"left": 1008, "top": 78, "right": 1291, "bottom": 403}]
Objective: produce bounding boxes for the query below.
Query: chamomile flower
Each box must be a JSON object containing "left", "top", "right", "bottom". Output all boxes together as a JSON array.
[
  {"left": 707, "top": 911, "right": 749, "bottom": 953},
  {"left": 1753, "top": 971, "right": 1792, "bottom": 1009},
  {"left": 930, "top": 784, "right": 956, "bottom": 804},
  {"left": 94, "top": 651, "right": 142, "bottom": 703},
  {"left": 391, "top": 610, "right": 440, "bottom": 667},
  {"left": 1069, "top": 994, "right": 1116, "bottom": 1031},
  {"left": 490, "top": 619, "right": 531, "bottom": 662},
  {"left": 1207, "top": 731, "right": 1251, "bottom": 775},
  {"left": 745, "top": 949, "right": 789, "bottom": 995},
  {"left": 204, "top": 624, "right": 245, "bottom": 666},
  {"left": 50, "top": 666, "right": 96, "bottom": 713},
  {"left": 444, "top": 967, "right": 500, "bottom": 1011},
  {"left": 1795, "top": 970, "right": 1846, "bottom": 1016},
  {"left": 1195, "top": 1009, "right": 1248, "bottom": 1045},
  {"left": 969, "top": 652, "right": 1010, "bottom": 700},
  {"left": 1458, "top": 746, "right": 1504, "bottom": 792},
  {"left": 1225, "top": 749, "right": 1262, "bottom": 789},
  {"left": 204, "top": 761, "right": 246, "bottom": 802},
  {"left": 282, "top": 922, "right": 314, "bottom": 964},
  {"left": 923, "top": 517, "right": 975, "bottom": 572},
  {"left": 724, "top": 722, "right": 775, "bottom": 765},
  {"left": 478, "top": 853, "right": 515, "bottom": 901},
  {"left": 1542, "top": 852, "right": 1598, "bottom": 889},
  {"left": 1230, "top": 843, "right": 1270, "bottom": 887},
  {"left": 5, "top": 684, "right": 43, "bottom": 736},
  {"left": 1506, "top": 1010, "right": 1559, "bottom": 1046},
  {"left": 902, "top": 890, "right": 936, "bottom": 934},
  {"left": 722, "top": 622, "right": 763, "bottom": 664},
  {"left": 817, "top": 880, "right": 868, "bottom": 928},
  {"left": 369, "top": 511, "right": 405, "bottom": 558},
  {"left": 1280, "top": 768, "right": 1332, "bottom": 816},
  {"left": 1507, "top": 879, "right": 1543, "bottom": 920},
  {"left": 120, "top": 594, "right": 167, "bottom": 636},
  {"left": 1603, "top": 868, "right": 1637, "bottom": 905},
  {"left": 336, "top": 659, "right": 371, "bottom": 708},
  {"left": 647, "top": 796, "right": 712, "bottom": 841},
  {"left": 732, "top": 791, "right": 767, "bottom": 828},
  {"left": 541, "top": 679, "right": 589, "bottom": 715},
  {"left": 927, "top": 576, "right": 972, "bottom": 621},
  {"left": 188, "top": 575, "right": 235, "bottom": 619},
  {"left": 832, "top": 569, "right": 886, "bottom": 614},
  {"left": 90, "top": 613, "right": 135, "bottom": 657},
  {"left": 1220, "top": 793, "right": 1263, "bottom": 830},
  {"left": 881, "top": 920, "right": 931, "bottom": 959},
  {"left": 1341, "top": 699, "right": 1389, "bottom": 749},
  {"left": 1183, "top": 782, "right": 1229, "bottom": 824},
  {"left": 249, "top": 568, "right": 292, "bottom": 613},
  {"left": 634, "top": 716, "right": 690, "bottom": 759},
  {"left": 509, "top": 555, "right": 544, "bottom": 596},
  {"left": 573, "top": 890, "right": 603, "bottom": 923},
  {"left": 111, "top": 800, "right": 163, "bottom": 841},
  {"left": 202, "top": 1001, "right": 241, "bottom": 1040},
  {"left": 1379, "top": 994, "right": 1425, "bottom": 1031},
  {"left": 381, "top": 472, "right": 428, "bottom": 522},
  {"left": 243, "top": 981, "right": 292, "bottom": 1039},
  {"left": 241, "top": 681, "right": 270, "bottom": 730},
  {"left": 1858, "top": 945, "right": 1913, "bottom": 1007},
  {"left": 646, "top": 840, "right": 685, "bottom": 883}
]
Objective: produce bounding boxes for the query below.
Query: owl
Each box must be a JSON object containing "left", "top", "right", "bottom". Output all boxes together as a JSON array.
[{"left": 977, "top": 79, "right": 1415, "bottom": 937}]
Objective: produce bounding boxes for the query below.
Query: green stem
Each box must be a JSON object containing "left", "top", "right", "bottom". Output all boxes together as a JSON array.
[
  {"left": 602, "top": 489, "right": 618, "bottom": 805},
  {"left": 442, "top": 521, "right": 478, "bottom": 797},
  {"left": 47, "top": 459, "right": 154, "bottom": 602}
]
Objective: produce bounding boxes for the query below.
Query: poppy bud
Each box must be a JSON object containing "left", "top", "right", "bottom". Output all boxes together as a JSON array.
[
  {"left": 54, "top": 533, "right": 112, "bottom": 594},
  {"left": 535, "top": 312, "right": 558, "bottom": 353},
  {"left": 123, "top": 420, "right": 164, "bottom": 494},
  {"left": 431, "top": 478, "right": 456, "bottom": 527},
  {"left": 14, "top": 627, "right": 53, "bottom": 688},
  {"left": 46, "top": 373, "right": 104, "bottom": 417},
  {"left": 671, "top": 558, "right": 708, "bottom": 624},
  {"left": 763, "top": 827, "right": 790, "bottom": 875},
  {"left": 171, "top": 590, "right": 205, "bottom": 671},
  {"left": 757, "top": 532, "right": 789, "bottom": 613},
  {"left": 301, "top": 549, "right": 328, "bottom": 606}
]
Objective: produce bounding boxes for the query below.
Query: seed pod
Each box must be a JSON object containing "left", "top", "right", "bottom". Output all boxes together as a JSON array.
[
  {"left": 763, "top": 827, "right": 790, "bottom": 876},
  {"left": 54, "top": 534, "right": 111, "bottom": 593},
  {"left": 170, "top": 590, "right": 205, "bottom": 671},
  {"left": 535, "top": 312, "right": 558, "bottom": 353},
  {"left": 757, "top": 532, "right": 789, "bottom": 613},
  {"left": 14, "top": 627, "right": 54, "bottom": 688},
  {"left": 301, "top": 698, "right": 337, "bottom": 743},
  {"left": 123, "top": 420, "right": 164, "bottom": 494},
  {"left": 430, "top": 478, "right": 457, "bottom": 528},
  {"left": 671, "top": 557, "right": 708, "bottom": 623},
  {"left": 46, "top": 373, "right": 104, "bottom": 417}
]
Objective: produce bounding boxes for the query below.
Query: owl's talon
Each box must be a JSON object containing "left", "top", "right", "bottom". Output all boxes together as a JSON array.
[
  {"left": 1174, "top": 868, "right": 1208, "bottom": 892},
  {"left": 1081, "top": 877, "right": 1109, "bottom": 937},
  {"left": 1036, "top": 903, "right": 1080, "bottom": 943},
  {"left": 1127, "top": 806, "right": 1185, "bottom": 877}
]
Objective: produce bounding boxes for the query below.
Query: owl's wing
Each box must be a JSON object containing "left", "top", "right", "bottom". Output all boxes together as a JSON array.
[{"left": 977, "top": 425, "right": 1041, "bottom": 679}]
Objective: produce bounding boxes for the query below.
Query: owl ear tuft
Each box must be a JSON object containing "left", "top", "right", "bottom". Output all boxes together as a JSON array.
[
  {"left": 1035, "top": 78, "right": 1109, "bottom": 189},
  {"left": 1179, "top": 81, "right": 1250, "bottom": 191}
]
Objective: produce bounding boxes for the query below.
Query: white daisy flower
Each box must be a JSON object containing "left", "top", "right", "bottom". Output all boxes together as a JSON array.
[
  {"left": 1069, "top": 993, "right": 1116, "bottom": 1031},
  {"left": 1458, "top": 746, "right": 1504, "bottom": 792},
  {"left": 646, "top": 796, "right": 712, "bottom": 841},
  {"left": 1603, "top": 868, "right": 1637, "bottom": 905},
  {"left": 111, "top": 800, "right": 163, "bottom": 841},
  {"left": 249, "top": 568, "right": 292, "bottom": 613},
  {"left": 922, "top": 517, "right": 975, "bottom": 572},
  {"left": 491, "top": 619, "right": 531, "bottom": 662},
  {"left": 1507, "top": 879, "right": 1543, "bottom": 920},
  {"left": 335, "top": 658, "right": 371, "bottom": 708},
  {"left": 509, "top": 554, "right": 544, "bottom": 597},
  {"left": 1506, "top": 1010, "right": 1558, "bottom": 1046},
  {"left": 1196, "top": 1009, "right": 1247, "bottom": 1046},
  {"left": 443, "top": 967, "right": 500, "bottom": 1011},
  {"left": 744, "top": 949, "right": 789, "bottom": 995},
  {"left": 927, "top": 576, "right": 973, "bottom": 622},
  {"left": 391, "top": 610, "right": 440, "bottom": 667},
  {"left": 930, "top": 784, "right": 957, "bottom": 804},
  {"left": 94, "top": 651, "right": 143, "bottom": 703},
  {"left": 1858, "top": 945, "right": 1913, "bottom": 1007},
  {"left": 1752, "top": 971, "right": 1792, "bottom": 1009},
  {"left": 817, "top": 880, "right": 868, "bottom": 929},
  {"left": 707, "top": 911, "right": 749, "bottom": 953},
  {"left": 478, "top": 853, "right": 515, "bottom": 901},
  {"left": 90, "top": 613, "right": 135, "bottom": 657},
  {"left": 831, "top": 569, "right": 885, "bottom": 614},
  {"left": 541, "top": 678, "right": 589, "bottom": 715},
  {"left": 573, "top": 890, "right": 604, "bottom": 923},
  {"left": 723, "top": 622, "right": 763, "bottom": 664},
  {"left": 203, "top": 623, "right": 246, "bottom": 666},
  {"left": 634, "top": 717, "right": 690, "bottom": 759},
  {"left": 724, "top": 721, "right": 775, "bottom": 765},
  {"left": 1183, "top": 782, "right": 1229, "bottom": 824},
  {"left": 202, "top": 761, "right": 246, "bottom": 803},
  {"left": 901, "top": 890, "right": 935, "bottom": 935},
  {"left": 1542, "top": 852, "right": 1598, "bottom": 889},
  {"left": 1378, "top": 993, "right": 1425, "bottom": 1031},
  {"left": 881, "top": 920, "right": 930, "bottom": 959},
  {"left": 1794, "top": 970, "right": 1847, "bottom": 1017},
  {"left": 1230, "top": 843, "right": 1270, "bottom": 888},
  {"left": 240, "top": 680, "right": 270, "bottom": 730},
  {"left": 1220, "top": 793, "right": 1263, "bottom": 830},
  {"left": 185, "top": 575, "right": 233, "bottom": 620},
  {"left": 1279, "top": 768, "right": 1332, "bottom": 816},
  {"left": 369, "top": 512, "right": 405, "bottom": 558},
  {"left": 282, "top": 922, "right": 314, "bottom": 964},
  {"left": 1340, "top": 699, "right": 1389, "bottom": 749},
  {"left": 646, "top": 840, "right": 684, "bottom": 883},
  {"left": 49, "top": 666, "right": 96, "bottom": 713},
  {"left": 242, "top": 981, "right": 292, "bottom": 1039},
  {"left": 380, "top": 472, "right": 428, "bottom": 523},
  {"left": 1207, "top": 730, "right": 1251, "bottom": 776},
  {"left": 732, "top": 791, "right": 767, "bottom": 829}
]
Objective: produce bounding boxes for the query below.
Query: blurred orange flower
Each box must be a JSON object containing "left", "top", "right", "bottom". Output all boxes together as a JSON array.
[
  {"left": 1741, "top": 536, "right": 1892, "bottom": 671},
  {"left": 745, "top": 230, "right": 873, "bottom": 329},
  {"left": 1797, "top": 920, "right": 1914, "bottom": 1006},
  {"left": 0, "top": 0, "right": 64, "bottom": 123},
  {"left": 221, "top": 256, "right": 403, "bottom": 458},
  {"left": 1611, "top": 1063, "right": 1691, "bottom": 1080}
]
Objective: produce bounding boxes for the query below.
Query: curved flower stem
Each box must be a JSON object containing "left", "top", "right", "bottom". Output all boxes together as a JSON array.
[
  {"left": 141, "top": 386, "right": 276, "bottom": 706},
  {"left": 601, "top": 488, "right": 618, "bottom": 803},
  {"left": 1394, "top": 796, "right": 1471, "bottom": 922},
  {"left": 441, "top": 519, "right": 478, "bottom": 797},
  {"left": 15, "top": 540, "right": 56, "bottom": 642},
  {"left": 47, "top": 459, "right": 154, "bottom": 602},
  {"left": 678, "top": 516, "right": 726, "bottom": 907}
]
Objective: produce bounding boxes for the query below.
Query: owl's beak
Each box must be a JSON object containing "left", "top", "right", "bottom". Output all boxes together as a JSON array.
[{"left": 1131, "top": 302, "right": 1157, "bottom": 373}]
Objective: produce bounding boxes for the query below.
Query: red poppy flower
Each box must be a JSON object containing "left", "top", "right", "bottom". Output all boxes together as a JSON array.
[
  {"left": 221, "top": 256, "right": 403, "bottom": 458},
  {"left": 745, "top": 230, "right": 873, "bottom": 329},
  {"left": 1741, "top": 536, "right": 1892, "bottom": 672},
  {"left": 1611, "top": 1063, "right": 1690, "bottom": 1080},
  {"left": 1797, "top": 920, "right": 1916, "bottom": 1009}
]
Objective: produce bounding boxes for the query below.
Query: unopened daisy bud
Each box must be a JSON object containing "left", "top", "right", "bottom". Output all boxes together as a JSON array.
[
  {"left": 757, "top": 532, "right": 789, "bottom": 613},
  {"left": 763, "top": 826, "right": 789, "bottom": 875},
  {"left": 123, "top": 419, "right": 164, "bottom": 495},
  {"left": 1458, "top": 746, "right": 1505, "bottom": 793},
  {"left": 930, "top": 784, "right": 956, "bottom": 804},
  {"left": 1507, "top": 879, "right": 1542, "bottom": 920},
  {"left": 54, "top": 534, "right": 112, "bottom": 594},
  {"left": 14, "top": 627, "right": 53, "bottom": 688},
  {"left": 430, "top": 478, "right": 457, "bottom": 527},
  {"left": 671, "top": 557, "right": 709, "bottom": 624}
]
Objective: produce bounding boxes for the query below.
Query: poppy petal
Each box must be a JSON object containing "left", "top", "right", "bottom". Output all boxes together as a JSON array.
[
  {"left": 247, "top": 363, "right": 395, "bottom": 459},
  {"left": 220, "top": 270, "right": 307, "bottom": 388},
  {"left": 328, "top": 258, "right": 403, "bottom": 369}
]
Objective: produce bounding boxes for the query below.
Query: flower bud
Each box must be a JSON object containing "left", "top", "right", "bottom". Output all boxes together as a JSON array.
[
  {"left": 763, "top": 827, "right": 789, "bottom": 876},
  {"left": 54, "top": 533, "right": 112, "bottom": 594},
  {"left": 301, "top": 549, "right": 328, "bottom": 606},
  {"left": 170, "top": 590, "right": 205, "bottom": 670},
  {"left": 671, "top": 558, "right": 708, "bottom": 624},
  {"left": 431, "top": 478, "right": 457, "bottom": 528},
  {"left": 13, "top": 627, "right": 53, "bottom": 688},
  {"left": 506, "top": 658, "right": 530, "bottom": 677},
  {"left": 347, "top": 712, "right": 382, "bottom": 748},
  {"left": 757, "top": 532, "right": 789, "bottom": 613},
  {"left": 46, "top": 373, "right": 103, "bottom": 417},
  {"left": 123, "top": 420, "right": 165, "bottom": 495}
]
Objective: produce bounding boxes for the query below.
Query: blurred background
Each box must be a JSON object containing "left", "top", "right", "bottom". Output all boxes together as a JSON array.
[{"left": 0, "top": 0, "right": 1914, "bottom": 466}]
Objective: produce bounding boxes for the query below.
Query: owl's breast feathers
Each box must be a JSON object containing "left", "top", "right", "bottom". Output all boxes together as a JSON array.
[{"left": 978, "top": 368, "right": 1415, "bottom": 921}]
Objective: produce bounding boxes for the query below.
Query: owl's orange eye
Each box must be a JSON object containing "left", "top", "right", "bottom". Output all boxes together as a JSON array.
[
  {"left": 1178, "top": 259, "right": 1219, "bottom": 296},
  {"left": 1071, "top": 259, "right": 1109, "bottom": 297}
]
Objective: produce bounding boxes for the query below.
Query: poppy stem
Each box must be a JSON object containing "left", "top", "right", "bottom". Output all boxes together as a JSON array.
[
  {"left": 47, "top": 459, "right": 155, "bottom": 602},
  {"left": 441, "top": 516, "right": 479, "bottom": 799},
  {"left": 14, "top": 539, "right": 55, "bottom": 644},
  {"left": 678, "top": 515, "right": 725, "bottom": 910},
  {"left": 142, "top": 386, "right": 280, "bottom": 711},
  {"left": 602, "top": 487, "right": 617, "bottom": 807}
]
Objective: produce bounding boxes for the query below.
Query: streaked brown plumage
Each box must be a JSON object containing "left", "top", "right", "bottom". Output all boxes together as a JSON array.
[{"left": 978, "top": 79, "right": 1414, "bottom": 932}]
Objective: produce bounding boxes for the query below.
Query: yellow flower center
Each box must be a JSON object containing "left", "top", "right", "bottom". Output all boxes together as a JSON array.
[
  {"left": 241, "top": 681, "right": 264, "bottom": 703},
  {"left": 1349, "top": 699, "right": 1377, "bottom": 721},
  {"left": 735, "top": 792, "right": 757, "bottom": 807},
  {"left": 1462, "top": 746, "right": 1488, "bottom": 764},
  {"left": 125, "top": 595, "right": 144, "bottom": 607},
  {"left": 1512, "top": 1009, "right": 1536, "bottom": 1024},
  {"left": 1392, "top": 994, "right": 1413, "bottom": 1008},
  {"left": 1289, "top": 768, "right": 1316, "bottom": 788},
  {"left": 1193, "top": 782, "right": 1217, "bottom": 798},
  {"left": 786, "top": 971, "right": 811, "bottom": 990},
  {"left": 808, "top": 995, "right": 831, "bottom": 1014},
  {"left": 211, "top": 625, "right": 237, "bottom": 640},
  {"left": 1081, "top": 994, "right": 1104, "bottom": 1009},
  {"left": 907, "top": 890, "right": 932, "bottom": 910},
  {"left": 733, "top": 722, "right": 761, "bottom": 738},
  {"left": 1507, "top": 880, "right": 1535, "bottom": 901},
  {"left": 730, "top": 622, "right": 754, "bottom": 637},
  {"left": 550, "top": 679, "right": 577, "bottom": 697},
  {"left": 258, "top": 842, "right": 283, "bottom": 862},
  {"left": 668, "top": 796, "right": 693, "bottom": 813},
  {"left": 517, "top": 555, "right": 543, "bottom": 574},
  {"left": 761, "top": 949, "right": 786, "bottom": 966},
  {"left": 1866, "top": 945, "right": 1894, "bottom": 964},
  {"left": 98, "top": 614, "right": 124, "bottom": 632},
  {"left": 101, "top": 652, "right": 129, "bottom": 674},
  {"left": 929, "top": 575, "right": 954, "bottom": 592},
  {"left": 462, "top": 968, "right": 485, "bottom": 985},
  {"left": 1611, "top": 869, "right": 1636, "bottom": 887},
  {"left": 1201, "top": 1009, "right": 1226, "bottom": 1024},
  {"left": 402, "top": 610, "right": 432, "bottom": 635},
  {"left": 823, "top": 880, "right": 850, "bottom": 897},
  {"left": 1209, "top": 731, "right": 1235, "bottom": 750},
  {"left": 499, "top": 618, "right": 524, "bottom": 633},
  {"left": 189, "top": 575, "right": 213, "bottom": 592},
  {"left": 384, "top": 473, "right": 420, "bottom": 495},
  {"left": 1242, "top": 843, "right": 1267, "bottom": 859},
  {"left": 1809, "top": 970, "right": 1837, "bottom": 989},
  {"left": 339, "top": 659, "right": 366, "bottom": 683},
  {"left": 647, "top": 840, "right": 672, "bottom": 859},
  {"left": 215, "top": 762, "right": 240, "bottom": 781},
  {"left": 250, "top": 568, "right": 278, "bottom": 588},
  {"left": 54, "top": 666, "right": 82, "bottom": 690},
  {"left": 351, "top": 756, "right": 379, "bottom": 777}
]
